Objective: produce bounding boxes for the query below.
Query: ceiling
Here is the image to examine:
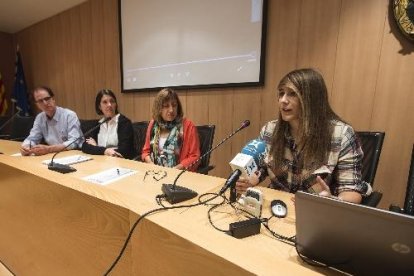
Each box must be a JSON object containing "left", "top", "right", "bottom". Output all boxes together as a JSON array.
[{"left": 0, "top": 0, "right": 87, "bottom": 34}]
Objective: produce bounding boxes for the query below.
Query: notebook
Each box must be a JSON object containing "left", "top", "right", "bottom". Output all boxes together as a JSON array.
[{"left": 295, "top": 191, "right": 414, "bottom": 275}]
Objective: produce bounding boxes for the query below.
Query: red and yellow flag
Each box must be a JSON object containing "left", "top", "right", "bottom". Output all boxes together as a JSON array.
[{"left": 0, "top": 72, "right": 8, "bottom": 116}]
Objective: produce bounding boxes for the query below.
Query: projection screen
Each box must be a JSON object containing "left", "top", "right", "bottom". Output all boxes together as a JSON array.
[{"left": 119, "top": 0, "right": 267, "bottom": 92}]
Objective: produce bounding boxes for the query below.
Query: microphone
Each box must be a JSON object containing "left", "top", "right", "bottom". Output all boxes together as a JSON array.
[
  {"left": 229, "top": 138, "right": 267, "bottom": 178},
  {"left": 161, "top": 119, "right": 250, "bottom": 204},
  {"left": 48, "top": 117, "right": 111, "bottom": 173},
  {"left": 219, "top": 139, "right": 266, "bottom": 202},
  {"left": 219, "top": 169, "right": 242, "bottom": 203},
  {"left": 0, "top": 107, "right": 22, "bottom": 138},
  {"left": 228, "top": 139, "right": 267, "bottom": 212}
]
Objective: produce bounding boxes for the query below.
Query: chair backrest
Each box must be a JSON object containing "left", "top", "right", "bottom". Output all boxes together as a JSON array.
[
  {"left": 0, "top": 115, "right": 11, "bottom": 135},
  {"left": 132, "top": 121, "right": 149, "bottom": 160},
  {"left": 356, "top": 131, "right": 385, "bottom": 207},
  {"left": 404, "top": 144, "right": 414, "bottom": 215},
  {"left": 356, "top": 131, "right": 385, "bottom": 186},
  {"left": 80, "top": 119, "right": 99, "bottom": 136},
  {"left": 10, "top": 116, "right": 35, "bottom": 141},
  {"left": 196, "top": 125, "right": 215, "bottom": 174}
]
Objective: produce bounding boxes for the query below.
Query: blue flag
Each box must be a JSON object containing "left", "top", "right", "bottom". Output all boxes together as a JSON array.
[{"left": 11, "top": 48, "right": 31, "bottom": 116}]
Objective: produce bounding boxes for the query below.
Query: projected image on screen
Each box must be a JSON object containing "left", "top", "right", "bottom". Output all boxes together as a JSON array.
[{"left": 120, "top": 0, "right": 266, "bottom": 91}]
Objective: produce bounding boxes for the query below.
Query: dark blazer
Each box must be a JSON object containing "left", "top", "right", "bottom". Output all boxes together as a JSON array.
[{"left": 81, "top": 114, "right": 134, "bottom": 159}]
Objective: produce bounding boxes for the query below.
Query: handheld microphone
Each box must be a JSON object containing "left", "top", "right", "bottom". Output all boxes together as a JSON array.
[
  {"left": 229, "top": 138, "right": 267, "bottom": 178},
  {"left": 48, "top": 117, "right": 111, "bottom": 173},
  {"left": 0, "top": 107, "right": 22, "bottom": 137},
  {"left": 219, "top": 169, "right": 242, "bottom": 195},
  {"left": 161, "top": 119, "right": 250, "bottom": 204}
]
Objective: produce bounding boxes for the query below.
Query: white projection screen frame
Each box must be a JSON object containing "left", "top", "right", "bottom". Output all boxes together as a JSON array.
[{"left": 119, "top": 0, "right": 268, "bottom": 92}]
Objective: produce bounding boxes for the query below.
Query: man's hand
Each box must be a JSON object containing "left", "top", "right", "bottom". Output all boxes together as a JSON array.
[
  {"left": 20, "top": 145, "right": 32, "bottom": 156},
  {"left": 30, "top": 144, "right": 50, "bottom": 156}
]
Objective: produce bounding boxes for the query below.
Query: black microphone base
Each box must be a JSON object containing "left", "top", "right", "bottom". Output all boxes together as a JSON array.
[
  {"left": 161, "top": 184, "right": 198, "bottom": 204},
  {"left": 48, "top": 163, "right": 77, "bottom": 174}
]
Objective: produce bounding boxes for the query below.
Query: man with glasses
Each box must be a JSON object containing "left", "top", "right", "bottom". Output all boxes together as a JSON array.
[{"left": 20, "top": 86, "right": 83, "bottom": 156}]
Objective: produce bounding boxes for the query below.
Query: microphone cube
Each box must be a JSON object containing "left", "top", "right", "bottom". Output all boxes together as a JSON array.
[{"left": 229, "top": 153, "right": 257, "bottom": 178}]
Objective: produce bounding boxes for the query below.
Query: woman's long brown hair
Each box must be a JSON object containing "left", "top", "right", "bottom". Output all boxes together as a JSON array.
[{"left": 270, "top": 68, "right": 342, "bottom": 171}]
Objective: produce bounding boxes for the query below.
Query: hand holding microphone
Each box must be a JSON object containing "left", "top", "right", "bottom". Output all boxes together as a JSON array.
[
  {"left": 228, "top": 138, "right": 267, "bottom": 195},
  {"left": 235, "top": 172, "right": 261, "bottom": 194}
]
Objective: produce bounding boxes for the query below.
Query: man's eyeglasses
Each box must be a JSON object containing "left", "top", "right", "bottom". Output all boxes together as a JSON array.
[{"left": 35, "top": 96, "right": 53, "bottom": 104}]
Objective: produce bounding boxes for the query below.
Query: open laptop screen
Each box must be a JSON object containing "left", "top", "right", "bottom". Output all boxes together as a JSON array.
[{"left": 295, "top": 191, "right": 414, "bottom": 275}]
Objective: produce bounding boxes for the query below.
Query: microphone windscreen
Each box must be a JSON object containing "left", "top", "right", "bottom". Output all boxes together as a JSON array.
[
  {"left": 241, "top": 120, "right": 250, "bottom": 129},
  {"left": 229, "top": 139, "right": 267, "bottom": 178},
  {"left": 241, "top": 139, "right": 267, "bottom": 167}
]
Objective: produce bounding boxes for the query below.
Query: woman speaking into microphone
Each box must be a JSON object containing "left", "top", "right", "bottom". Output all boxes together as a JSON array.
[{"left": 236, "top": 68, "right": 371, "bottom": 204}]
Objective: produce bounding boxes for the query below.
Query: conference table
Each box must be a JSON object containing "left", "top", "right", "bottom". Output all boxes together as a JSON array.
[{"left": 0, "top": 140, "right": 334, "bottom": 275}]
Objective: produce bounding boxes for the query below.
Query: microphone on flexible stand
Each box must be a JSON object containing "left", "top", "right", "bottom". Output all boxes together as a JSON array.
[
  {"left": 48, "top": 117, "right": 111, "bottom": 173},
  {"left": 0, "top": 107, "right": 22, "bottom": 138},
  {"left": 161, "top": 119, "right": 250, "bottom": 204}
]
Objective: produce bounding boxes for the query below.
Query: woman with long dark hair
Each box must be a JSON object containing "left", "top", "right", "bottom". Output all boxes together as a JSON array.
[{"left": 236, "top": 68, "right": 370, "bottom": 203}]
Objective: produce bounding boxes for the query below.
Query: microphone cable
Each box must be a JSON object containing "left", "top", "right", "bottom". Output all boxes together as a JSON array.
[
  {"left": 203, "top": 198, "right": 344, "bottom": 272},
  {"left": 294, "top": 242, "right": 352, "bottom": 274},
  {"left": 204, "top": 194, "right": 297, "bottom": 247},
  {"left": 159, "top": 193, "right": 318, "bottom": 269},
  {"left": 103, "top": 192, "right": 222, "bottom": 275},
  {"left": 206, "top": 194, "right": 257, "bottom": 233},
  {"left": 260, "top": 217, "right": 296, "bottom": 246}
]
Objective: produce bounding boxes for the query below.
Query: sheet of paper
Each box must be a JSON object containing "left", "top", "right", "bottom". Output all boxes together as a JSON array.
[{"left": 82, "top": 167, "right": 137, "bottom": 185}]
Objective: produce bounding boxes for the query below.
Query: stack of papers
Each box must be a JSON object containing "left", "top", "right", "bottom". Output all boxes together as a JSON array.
[{"left": 42, "top": 154, "right": 92, "bottom": 166}]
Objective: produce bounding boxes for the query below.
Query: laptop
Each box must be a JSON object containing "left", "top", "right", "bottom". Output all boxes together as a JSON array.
[{"left": 295, "top": 191, "right": 414, "bottom": 275}]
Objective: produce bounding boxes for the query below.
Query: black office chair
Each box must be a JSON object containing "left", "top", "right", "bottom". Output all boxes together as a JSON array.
[
  {"left": 389, "top": 144, "right": 414, "bottom": 215},
  {"left": 196, "top": 125, "right": 215, "bottom": 175},
  {"left": 80, "top": 119, "right": 99, "bottom": 136},
  {"left": 403, "top": 144, "right": 414, "bottom": 215},
  {"left": 132, "top": 121, "right": 149, "bottom": 161},
  {"left": 0, "top": 115, "right": 11, "bottom": 136},
  {"left": 356, "top": 131, "right": 385, "bottom": 207},
  {"left": 4, "top": 116, "right": 35, "bottom": 141}
]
